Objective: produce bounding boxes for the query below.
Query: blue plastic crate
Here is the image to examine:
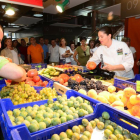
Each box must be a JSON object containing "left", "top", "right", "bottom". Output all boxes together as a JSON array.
[
  {"left": 114, "top": 78, "right": 136, "bottom": 90},
  {"left": 28, "top": 63, "right": 47, "bottom": 71},
  {"left": 0, "top": 79, "right": 6, "bottom": 85},
  {"left": 10, "top": 103, "right": 140, "bottom": 140},
  {"left": 0, "top": 90, "right": 98, "bottom": 140}
]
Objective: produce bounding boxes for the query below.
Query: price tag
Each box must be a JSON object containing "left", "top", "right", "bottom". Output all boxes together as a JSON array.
[{"left": 136, "top": 81, "right": 140, "bottom": 91}]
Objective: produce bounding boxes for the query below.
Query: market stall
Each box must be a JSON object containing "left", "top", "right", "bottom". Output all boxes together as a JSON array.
[{"left": 0, "top": 63, "right": 140, "bottom": 140}]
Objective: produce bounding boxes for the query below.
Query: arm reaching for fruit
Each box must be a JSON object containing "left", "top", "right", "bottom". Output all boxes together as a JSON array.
[
  {"left": 102, "top": 63, "right": 125, "bottom": 71},
  {"left": 0, "top": 61, "right": 26, "bottom": 82}
]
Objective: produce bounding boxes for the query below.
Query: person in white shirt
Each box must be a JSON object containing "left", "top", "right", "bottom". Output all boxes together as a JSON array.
[
  {"left": 87, "top": 26, "right": 134, "bottom": 79},
  {"left": 70, "top": 43, "right": 77, "bottom": 65},
  {"left": 122, "top": 37, "right": 137, "bottom": 60},
  {"left": 49, "top": 39, "right": 59, "bottom": 65},
  {"left": 59, "top": 38, "right": 72, "bottom": 64}
]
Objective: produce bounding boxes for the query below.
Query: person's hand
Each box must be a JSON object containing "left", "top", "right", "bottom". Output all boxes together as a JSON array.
[
  {"left": 102, "top": 63, "right": 114, "bottom": 71},
  {"left": 137, "top": 61, "right": 140, "bottom": 66},
  {"left": 77, "top": 62, "right": 81, "bottom": 66},
  {"left": 18, "top": 54, "right": 21, "bottom": 57}
]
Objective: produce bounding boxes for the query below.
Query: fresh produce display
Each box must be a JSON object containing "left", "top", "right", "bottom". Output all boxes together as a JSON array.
[
  {"left": 50, "top": 111, "right": 139, "bottom": 140},
  {"left": 0, "top": 82, "right": 57, "bottom": 105},
  {"left": 26, "top": 69, "right": 49, "bottom": 87},
  {"left": 38, "top": 66, "right": 60, "bottom": 78},
  {"left": 52, "top": 74, "right": 85, "bottom": 86},
  {"left": 7, "top": 95, "right": 94, "bottom": 133},
  {"left": 68, "top": 77, "right": 107, "bottom": 93},
  {"left": 82, "top": 85, "right": 140, "bottom": 119}
]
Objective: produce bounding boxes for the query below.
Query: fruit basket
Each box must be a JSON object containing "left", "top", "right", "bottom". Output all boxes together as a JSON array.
[
  {"left": 9, "top": 103, "right": 140, "bottom": 140},
  {"left": 0, "top": 90, "right": 98, "bottom": 140}
]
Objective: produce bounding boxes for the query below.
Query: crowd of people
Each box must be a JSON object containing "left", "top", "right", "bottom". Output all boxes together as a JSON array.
[
  {"left": 0, "top": 36, "right": 100, "bottom": 67},
  {"left": 0, "top": 26, "right": 139, "bottom": 78}
]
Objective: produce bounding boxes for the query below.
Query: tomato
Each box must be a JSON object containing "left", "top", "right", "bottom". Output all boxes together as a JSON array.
[
  {"left": 59, "top": 74, "right": 69, "bottom": 82},
  {"left": 25, "top": 81, "right": 35, "bottom": 86},
  {"left": 26, "top": 77, "right": 33, "bottom": 82},
  {"left": 32, "top": 76, "right": 40, "bottom": 83},
  {"left": 41, "top": 81, "right": 48, "bottom": 87},
  {"left": 58, "top": 77, "right": 64, "bottom": 85},
  {"left": 27, "top": 69, "right": 38, "bottom": 78},
  {"left": 87, "top": 62, "right": 96, "bottom": 70},
  {"left": 52, "top": 77, "right": 59, "bottom": 81},
  {"left": 74, "top": 74, "right": 83, "bottom": 83}
]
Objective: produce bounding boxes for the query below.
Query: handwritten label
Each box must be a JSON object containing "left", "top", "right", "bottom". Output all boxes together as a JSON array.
[{"left": 136, "top": 81, "right": 140, "bottom": 92}]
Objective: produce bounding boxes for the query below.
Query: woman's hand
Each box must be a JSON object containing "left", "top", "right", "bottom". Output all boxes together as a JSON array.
[{"left": 102, "top": 63, "right": 114, "bottom": 71}]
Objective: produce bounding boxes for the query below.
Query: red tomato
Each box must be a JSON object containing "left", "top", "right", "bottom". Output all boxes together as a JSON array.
[
  {"left": 58, "top": 77, "right": 64, "bottom": 85},
  {"left": 25, "top": 81, "right": 35, "bottom": 86},
  {"left": 33, "top": 76, "right": 40, "bottom": 83},
  {"left": 26, "top": 77, "right": 33, "bottom": 82},
  {"left": 87, "top": 62, "right": 96, "bottom": 70},
  {"left": 41, "top": 81, "right": 48, "bottom": 87},
  {"left": 59, "top": 74, "right": 69, "bottom": 83},
  {"left": 74, "top": 74, "right": 83, "bottom": 83},
  {"left": 27, "top": 69, "right": 38, "bottom": 78}
]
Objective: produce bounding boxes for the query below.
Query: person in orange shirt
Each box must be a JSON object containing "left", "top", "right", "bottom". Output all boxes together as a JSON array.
[{"left": 27, "top": 37, "right": 44, "bottom": 63}]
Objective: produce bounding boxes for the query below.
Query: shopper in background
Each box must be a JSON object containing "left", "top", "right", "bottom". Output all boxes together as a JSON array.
[
  {"left": 39, "top": 37, "right": 48, "bottom": 63},
  {"left": 87, "top": 26, "right": 134, "bottom": 78},
  {"left": 19, "top": 39, "right": 28, "bottom": 63},
  {"left": 12, "top": 40, "right": 20, "bottom": 54},
  {"left": 44, "top": 38, "right": 51, "bottom": 63},
  {"left": 0, "top": 25, "right": 26, "bottom": 82},
  {"left": 49, "top": 39, "right": 59, "bottom": 65},
  {"left": 1, "top": 38, "right": 23, "bottom": 64},
  {"left": 56, "top": 38, "right": 60, "bottom": 45},
  {"left": 73, "top": 37, "right": 90, "bottom": 70},
  {"left": 70, "top": 43, "right": 77, "bottom": 65},
  {"left": 122, "top": 37, "right": 137, "bottom": 60},
  {"left": 59, "top": 38, "right": 72, "bottom": 64},
  {"left": 27, "top": 37, "right": 44, "bottom": 64},
  {"left": 89, "top": 39, "right": 97, "bottom": 57}
]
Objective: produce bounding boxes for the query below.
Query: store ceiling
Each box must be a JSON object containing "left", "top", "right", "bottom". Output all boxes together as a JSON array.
[{"left": 0, "top": 0, "right": 122, "bottom": 33}]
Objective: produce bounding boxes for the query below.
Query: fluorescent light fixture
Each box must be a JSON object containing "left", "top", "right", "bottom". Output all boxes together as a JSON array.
[
  {"left": 5, "top": 5, "right": 15, "bottom": 16},
  {"left": 33, "top": 13, "right": 43, "bottom": 17},
  {"left": 56, "top": 0, "right": 69, "bottom": 13}
]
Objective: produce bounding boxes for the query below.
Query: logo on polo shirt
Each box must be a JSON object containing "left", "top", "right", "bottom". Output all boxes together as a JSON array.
[{"left": 117, "top": 48, "right": 123, "bottom": 55}]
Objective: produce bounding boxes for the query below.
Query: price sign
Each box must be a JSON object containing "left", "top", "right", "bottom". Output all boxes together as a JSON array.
[
  {"left": 0, "top": 0, "right": 43, "bottom": 8},
  {"left": 136, "top": 81, "right": 140, "bottom": 92},
  {"left": 121, "top": 0, "right": 140, "bottom": 18}
]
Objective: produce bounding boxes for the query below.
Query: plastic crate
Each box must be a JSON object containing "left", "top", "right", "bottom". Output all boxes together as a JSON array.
[
  {"left": 0, "top": 90, "right": 98, "bottom": 140},
  {"left": 28, "top": 63, "right": 47, "bottom": 71},
  {"left": 0, "top": 79, "right": 6, "bottom": 85},
  {"left": 114, "top": 78, "right": 136, "bottom": 90},
  {"left": 10, "top": 103, "right": 140, "bottom": 140},
  {"left": 127, "top": 74, "right": 140, "bottom": 83}
]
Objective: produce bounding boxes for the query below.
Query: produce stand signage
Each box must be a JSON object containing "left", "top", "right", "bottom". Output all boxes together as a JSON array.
[
  {"left": 136, "top": 81, "right": 140, "bottom": 92},
  {"left": 0, "top": 0, "right": 43, "bottom": 8},
  {"left": 121, "top": 0, "right": 140, "bottom": 18}
]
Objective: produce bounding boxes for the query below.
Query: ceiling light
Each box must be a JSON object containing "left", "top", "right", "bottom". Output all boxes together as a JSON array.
[
  {"left": 5, "top": 5, "right": 15, "bottom": 16},
  {"left": 33, "top": 13, "right": 43, "bottom": 17},
  {"left": 56, "top": 0, "right": 69, "bottom": 13}
]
